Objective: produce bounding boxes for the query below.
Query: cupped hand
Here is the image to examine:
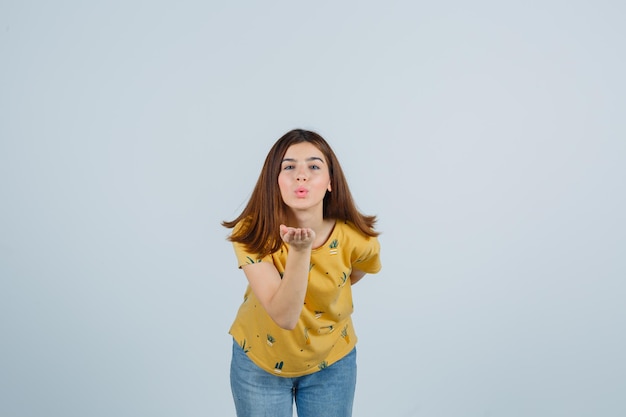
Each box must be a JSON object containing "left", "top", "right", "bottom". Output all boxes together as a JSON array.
[{"left": 280, "top": 224, "right": 316, "bottom": 250}]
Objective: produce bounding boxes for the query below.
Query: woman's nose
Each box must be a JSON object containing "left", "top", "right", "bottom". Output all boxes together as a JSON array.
[{"left": 296, "top": 168, "right": 308, "bottom": 181}]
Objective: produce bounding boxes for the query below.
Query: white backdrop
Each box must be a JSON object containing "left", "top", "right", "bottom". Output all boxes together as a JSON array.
[{"left": 1, "top": 1, "right": 625, "bottom": 416}]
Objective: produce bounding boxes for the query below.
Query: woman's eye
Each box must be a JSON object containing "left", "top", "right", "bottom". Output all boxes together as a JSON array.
[
  {"left": 283, "top": 165, "right": 294, "bottom": 170},
  {"left": 309, "top": 165, "right": 320, "bottom": 170}
]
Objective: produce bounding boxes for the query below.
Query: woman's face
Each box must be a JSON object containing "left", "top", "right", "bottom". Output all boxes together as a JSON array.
[{"left": 278, "top": 142, "right": 332, "bottom": 214}]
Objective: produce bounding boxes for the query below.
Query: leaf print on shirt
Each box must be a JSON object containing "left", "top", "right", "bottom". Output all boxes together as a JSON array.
[
  {"left": 245, "top": 256, "right": 261, "bottom": 265},
  {"left": 239, "top": 339, "right": 250, "bottom": 353},
  {"left": 274, "top": 361, "right": 284, "bottom": 374},
  {"left": 314, "top": 310, "right": 324, "bottom": 319},
  {"left": 318, "top": 361, "right": 328, "bottom": 370},
  {"left": 341, "top": 325, "right": 350, "bottom": 344},
  {"left": 318, "top": 325, "right": 334, "bottom": 334},
  {"left": 304, "top": 327, "right": 311, "bottom": 345},
  {"left": 266, "top": 334, "right": 275, "bottom": 346},
  {"left": 338, "top": 271, "right": 348, "bottom": 287},
  {"left": 329, "top": 239, "right": 338, "bottom": 255}
]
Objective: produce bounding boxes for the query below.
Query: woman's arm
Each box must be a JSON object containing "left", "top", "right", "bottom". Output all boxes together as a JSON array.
[
  {"left": 350, "top": 269, "right": 367, "bottom": 285},
  {"left": 241, "top": 225, "right": 314, "bottom": 330}
]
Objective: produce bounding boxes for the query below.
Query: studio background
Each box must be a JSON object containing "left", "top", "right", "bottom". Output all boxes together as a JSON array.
[{"left": 1, "top": 1, "right": 624, "bottom": 416}]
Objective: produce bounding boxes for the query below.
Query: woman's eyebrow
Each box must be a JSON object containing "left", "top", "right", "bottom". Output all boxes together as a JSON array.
[{"left": 281, "top": 157, "right": 325, "bottom": 163}]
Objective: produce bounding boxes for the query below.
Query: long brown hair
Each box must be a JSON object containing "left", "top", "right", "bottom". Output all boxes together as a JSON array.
[{"left": 222, "top": 129, "right": 378, "bottom": 256}]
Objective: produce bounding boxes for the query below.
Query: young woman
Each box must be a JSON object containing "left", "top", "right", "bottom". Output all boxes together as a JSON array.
[{"left": 222, "top": 129, "right": 382, "bottom": 417}]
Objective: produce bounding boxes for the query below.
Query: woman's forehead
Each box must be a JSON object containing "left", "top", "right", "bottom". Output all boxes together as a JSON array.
[{"left": 282, "top": 142, "right": 325, "bottom": 159}]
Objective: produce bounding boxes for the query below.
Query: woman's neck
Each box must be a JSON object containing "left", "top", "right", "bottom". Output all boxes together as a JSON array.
[
  {"left": 286, "top": 212, "right": 335, "bottom": 248},
  {"left": 286, "top": 210, "right": 324, "bottom": 230}
]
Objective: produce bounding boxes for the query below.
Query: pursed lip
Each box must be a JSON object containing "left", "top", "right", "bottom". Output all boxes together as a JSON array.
[{"left": 295, "top": 186, "right": 308, "bottom": 197}]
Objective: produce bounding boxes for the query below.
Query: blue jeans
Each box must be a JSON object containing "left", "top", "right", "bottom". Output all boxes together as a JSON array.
[{"left": 230, "top": 339, "right": 357, "bottom": 417}]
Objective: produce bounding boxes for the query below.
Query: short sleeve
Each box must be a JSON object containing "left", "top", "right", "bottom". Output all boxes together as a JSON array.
[
  {"left": 232, "top": 241, "right": 273, "bottom": 268},
  {"left": 351, "top": 236, "right": 381, "bottom": 274},
  {"left": 229, "top": 220, "right": 274, "bottom": 268}
]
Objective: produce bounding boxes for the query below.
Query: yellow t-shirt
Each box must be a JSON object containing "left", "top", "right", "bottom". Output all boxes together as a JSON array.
[{"left": 229, "top": 219, "right": 381, "bottom": 377}]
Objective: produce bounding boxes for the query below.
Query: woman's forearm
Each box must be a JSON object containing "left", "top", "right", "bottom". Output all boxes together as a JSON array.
[{"left": 266, "top": 247, "right": 311, "bottom": 330}]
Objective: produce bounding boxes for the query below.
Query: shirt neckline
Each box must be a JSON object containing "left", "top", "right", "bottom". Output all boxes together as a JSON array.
[{"left": 311, "top": 219, "right": 339, "bottom": 252}]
